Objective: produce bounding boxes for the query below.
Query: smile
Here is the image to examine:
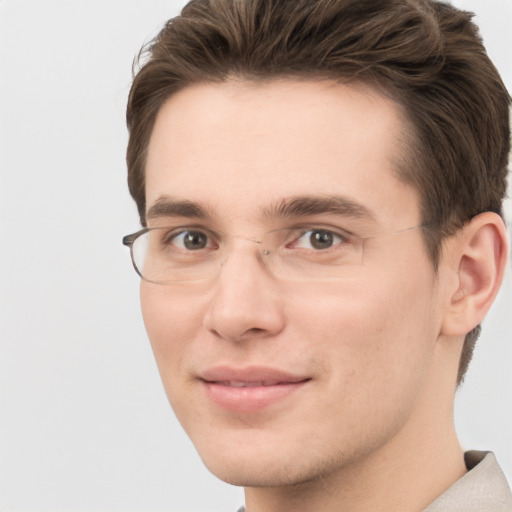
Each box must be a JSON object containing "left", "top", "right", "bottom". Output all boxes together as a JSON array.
[
  {"left": 199, "top": 366, "right": 311, "bottom": 413},
  {"left": 218, "top": 380, "right": 290, "bottom": 387}
]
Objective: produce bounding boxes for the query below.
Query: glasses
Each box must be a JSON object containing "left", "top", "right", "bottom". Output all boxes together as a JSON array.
[{"left": 122, "top": 223, "right": 426, "bottom": 284}]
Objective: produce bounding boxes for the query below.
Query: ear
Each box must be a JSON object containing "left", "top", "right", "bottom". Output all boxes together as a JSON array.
[{"left": 441, "top": 212, "right": 509, "bottom": 337}]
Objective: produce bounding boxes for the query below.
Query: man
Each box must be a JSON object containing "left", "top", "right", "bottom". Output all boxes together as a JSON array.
[{"left": 122, "top": 0, "right": 511, "bottom": 510}]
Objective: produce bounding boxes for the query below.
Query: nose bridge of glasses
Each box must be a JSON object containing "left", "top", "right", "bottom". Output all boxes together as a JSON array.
[
  {"left": 233, "top": 234, "right": 263, "bottom": 245},
  {"left": 214, "top": 238, "right": 271, "bottom": 286},
  {"left": 221, "top": 234, "right": 270, "bottom": 265}
]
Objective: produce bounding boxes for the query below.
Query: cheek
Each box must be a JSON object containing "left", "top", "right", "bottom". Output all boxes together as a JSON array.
[
  {"left": 140, "top": 284, "right": 204, "bottom": 388},
  {"left": 299, "top": 293, "right": 435, "bottom": 462},
  {"left": 289, "top": 272, "right": 438, "bottom": 402}
]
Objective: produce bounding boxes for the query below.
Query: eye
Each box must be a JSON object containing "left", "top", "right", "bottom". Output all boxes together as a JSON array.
[
  {"left": 292, "top": 229, "right": 348, "bottom": 250},
  {"left": 167, "top": 230, "right": 213, "bottom": 251}
]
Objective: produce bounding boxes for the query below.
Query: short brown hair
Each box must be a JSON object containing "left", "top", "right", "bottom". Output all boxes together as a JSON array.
[{"left": 126, "top": 0, "right": 510, "bottom": 384}]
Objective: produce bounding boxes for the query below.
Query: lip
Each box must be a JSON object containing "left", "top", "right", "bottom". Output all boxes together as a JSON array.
[{"left": 199, "top": 366, "right": 311, "bottom": 413}]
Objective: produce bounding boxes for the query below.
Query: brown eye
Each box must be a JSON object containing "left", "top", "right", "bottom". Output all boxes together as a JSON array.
[
  {"left": 291, "top": 229, "right": 346, "bottom": 251},
  {"left": 309, "top": 230, "right": 335, "bottom": 250},
  {"left": 172, "top": 230, "right": 210, "bottom": 250}
]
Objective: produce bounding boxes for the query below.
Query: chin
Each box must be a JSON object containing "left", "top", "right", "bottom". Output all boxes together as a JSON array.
[
  {"left": 196, "top": 438, "right": 354, "bottom": 489},
  {"left": 202, "top": 457, "right": 310, "bottom": 488},
  {"left": 195, "top": 440, "right": 280, "bottom": 486},
  {"left": 205, "top": 463, "right": 280, "bottom": 487}
]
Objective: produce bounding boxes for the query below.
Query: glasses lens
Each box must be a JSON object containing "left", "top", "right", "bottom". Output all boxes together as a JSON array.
[
  {"left": 265, "top": 228, "right": 364, "bottom": 281},
  {"left": 126, "top": 224, "right": 423, "bottom": 283},
  {"left": 129, "top": 226, "right": 366, "bottom": 284},
  {"left": 132, "top": 229, "right": 218, "bottom": 284}
]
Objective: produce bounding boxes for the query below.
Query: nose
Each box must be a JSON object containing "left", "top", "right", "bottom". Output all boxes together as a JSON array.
[{"left": 203, "top": 241, "right": 286, "bottom": 343}]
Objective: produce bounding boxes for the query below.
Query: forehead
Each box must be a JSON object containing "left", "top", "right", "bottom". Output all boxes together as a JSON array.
[{"left": 145, "top": 79, "right": 420, "bottom": 228}]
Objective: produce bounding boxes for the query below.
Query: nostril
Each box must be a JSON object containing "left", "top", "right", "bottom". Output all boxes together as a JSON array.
[
  {"left": 247, "top": 327, "right": 265, "bottom": 335},
  {"left": 232, "top": 327, "right": 269, "bottom": 341}
]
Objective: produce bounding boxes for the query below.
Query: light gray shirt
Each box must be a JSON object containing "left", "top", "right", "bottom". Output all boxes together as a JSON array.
[
  {"left": 236, "top": 451, "right": 512, "bottom": 512},
  {"left": 424, "top": 451, "right": 512, "bottom": 511}
]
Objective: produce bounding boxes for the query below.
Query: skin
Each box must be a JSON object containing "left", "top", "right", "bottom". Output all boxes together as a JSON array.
[{"left": 140, "top": 79, "right": 501, "bottom": 511}]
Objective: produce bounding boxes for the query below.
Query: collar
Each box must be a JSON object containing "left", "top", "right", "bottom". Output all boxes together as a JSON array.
[{"left": 423, "top": 451, "right": 512, "bottom": 511}]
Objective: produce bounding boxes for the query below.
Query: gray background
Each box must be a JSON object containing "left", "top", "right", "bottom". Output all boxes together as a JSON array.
[{"left": 0, "top": 1, "right": 510, "bottom": 510}]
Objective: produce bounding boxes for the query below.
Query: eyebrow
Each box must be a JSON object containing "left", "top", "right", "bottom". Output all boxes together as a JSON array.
[
  {"left": 146, "top": 196, "right": 212, "bottom": 222},
  {"left": 145, "top": 194, "right": 376, "bottom": 225},
  {"left": 263, "top": 195, "right": 376, "bottom": 222}
]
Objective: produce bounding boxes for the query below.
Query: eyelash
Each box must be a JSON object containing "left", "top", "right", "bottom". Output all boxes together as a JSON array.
[
  {"left": 158, "top": 225, "right": 355, "bottom": 252},
  {"left": 162, "top": 228, "right": 218, "bottom": 248},
  {"left": 288, "top": 228, "right": 351, "bottom": 248}
]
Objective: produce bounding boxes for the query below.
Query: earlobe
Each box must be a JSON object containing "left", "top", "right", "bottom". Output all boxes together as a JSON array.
[{"left": 441, "top": 212, "right": 509, "bottom": 337}]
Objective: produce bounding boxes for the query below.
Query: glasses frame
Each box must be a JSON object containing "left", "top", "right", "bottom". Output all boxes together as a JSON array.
[
  {"left": 123, "top": 228, "right": 152, "bottom": 280},
  {"left": 123, "top": 223, "right": 429, "bottom": 284}
]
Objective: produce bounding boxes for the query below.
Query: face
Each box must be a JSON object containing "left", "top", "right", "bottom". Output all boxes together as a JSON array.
[{"left": 141, "top": 80, "right": 446, "bottom": 487}]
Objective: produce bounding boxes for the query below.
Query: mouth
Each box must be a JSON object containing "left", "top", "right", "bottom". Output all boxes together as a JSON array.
[{"left": 199, "top": 366, "right": 311, "bottom": 413}]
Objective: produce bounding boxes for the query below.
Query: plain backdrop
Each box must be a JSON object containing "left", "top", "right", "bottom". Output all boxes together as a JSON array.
[{"left": 0, "top": 1, "right": 511, "bottom": 511}]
